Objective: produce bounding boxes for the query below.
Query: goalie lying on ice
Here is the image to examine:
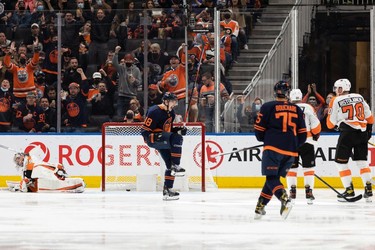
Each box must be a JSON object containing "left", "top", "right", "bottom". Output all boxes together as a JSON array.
[{"left": 10, "top": 153, "right": 85, "bottom": 193}]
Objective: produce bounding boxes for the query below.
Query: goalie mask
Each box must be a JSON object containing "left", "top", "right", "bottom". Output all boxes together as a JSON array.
[{"left": 13, "top": 153, "right": 25, "bottom": 169}]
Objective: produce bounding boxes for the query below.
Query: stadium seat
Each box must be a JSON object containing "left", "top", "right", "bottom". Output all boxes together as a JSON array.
[
  {"left": 165, "top": 39, "right": 184, "bottom": 54},
  {"left": 125, "top": 39, "right": 142, "bottom": 52}
]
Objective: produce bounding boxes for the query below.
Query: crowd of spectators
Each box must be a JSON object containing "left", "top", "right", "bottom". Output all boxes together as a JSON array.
[{"left": 0, "top": 0, "right": 264, "bottom": 133}]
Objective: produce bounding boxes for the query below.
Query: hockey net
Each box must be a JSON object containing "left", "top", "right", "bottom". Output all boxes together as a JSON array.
[{"left": 101, "top": 122, "right": 217, "bottom": 192}]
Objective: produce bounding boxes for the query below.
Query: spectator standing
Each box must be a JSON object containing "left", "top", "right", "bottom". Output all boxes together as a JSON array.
[
  {"left": 3, "top": 38, "right": 40, "bottom": 104},
  {"left": 83, "top": 0, "right": 118, "bottom": 66},
  {"left": 113, "top": 46, "right": 142, "bottom": 118},
  {"left": 0, "top": 79, "right": 15, "bottom": 132},
  {"left": 61, "top": 10, "right": 83, "bottom": 59},
  {"left": 9, "top": 0, "right": 32, "bottom": 31},
  {"left": 302, "top": 83, "right": 326, "bottom": 120},
  {"left": 160, "top": 55, "right": 198, "bottom": 121}
]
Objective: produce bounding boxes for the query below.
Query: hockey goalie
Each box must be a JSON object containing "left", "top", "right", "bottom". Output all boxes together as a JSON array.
[{"left": 8, "top": 153, "right": 85, "bottom": 193}]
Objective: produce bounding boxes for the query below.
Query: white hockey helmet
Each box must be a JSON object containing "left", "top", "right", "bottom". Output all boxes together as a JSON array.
[
  {"left": 333, "top": 79, "right": 351, "bottom": 93},
  {"left": 13, "top": 153, "right": 24, "bottom": 169},
  {"left": 289, "top": 89, "right": 303, "bottom": 102}
]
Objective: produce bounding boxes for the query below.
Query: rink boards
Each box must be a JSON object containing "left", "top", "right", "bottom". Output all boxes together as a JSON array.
[{"left": 0, "top": 133, "right": 374, "bottom": 188}]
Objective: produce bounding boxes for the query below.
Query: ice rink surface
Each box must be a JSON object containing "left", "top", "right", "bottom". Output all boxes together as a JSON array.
[{"left": 0, "top": 188, "right": 374, "bottom": 250}]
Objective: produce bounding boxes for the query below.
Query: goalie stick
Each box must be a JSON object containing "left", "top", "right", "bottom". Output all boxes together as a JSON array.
[
  {"left": 0, "top": 144, "right": 21, "bottom": 153},
  {"left": 213, "top": 144, "right": 264, "bottom": 157}
]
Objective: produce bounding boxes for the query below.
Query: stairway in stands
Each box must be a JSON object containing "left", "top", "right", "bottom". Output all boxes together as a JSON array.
[{"left": 227, "top": 3, "right": 293, "bottom": 95}]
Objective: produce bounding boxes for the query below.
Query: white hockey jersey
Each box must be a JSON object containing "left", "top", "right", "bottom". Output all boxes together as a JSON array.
[
  {"left": 327, "top": 93, "right": 374, "bottom": 131},
  {"left": 296, "top": 103, "right": 321, "bottom": 144}
]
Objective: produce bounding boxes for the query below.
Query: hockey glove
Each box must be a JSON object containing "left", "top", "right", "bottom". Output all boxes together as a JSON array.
[
  {"left": 312, "top": 133, "right": 320, "bottom": 141},
  {"left": 149, "top": 133, "right": 163, "bottom": 143},
  {"left": 367, "top": 124, "right": 373, "bottom": 140},
  {"left": 172, "top": 126, "right": 187, "bottom": 136}
]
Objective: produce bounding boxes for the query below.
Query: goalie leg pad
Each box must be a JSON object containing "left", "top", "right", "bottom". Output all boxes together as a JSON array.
[{"left": 38, "top": 178, "right": 85, "bottom": 192}]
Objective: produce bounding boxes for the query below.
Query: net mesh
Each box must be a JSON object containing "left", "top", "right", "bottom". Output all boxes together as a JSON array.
[{"left": 102, "top": 122, "right": 217, "bottom": 191}]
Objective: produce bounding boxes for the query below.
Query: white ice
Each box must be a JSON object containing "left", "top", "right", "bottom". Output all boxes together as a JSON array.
[{"left": 0, "top": 188, "right": 374, "bottom": 250}]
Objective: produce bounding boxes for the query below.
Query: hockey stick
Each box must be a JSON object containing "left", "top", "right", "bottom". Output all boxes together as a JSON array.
[
  {"left": 297, "top": 161, "right": 362, "bottom": 202},
  {"left": 368, "top": 141, "right": 375, "bottom": 147},
  {"left": 0, "top": 144, "right": 20, "bottom": 153},
  {"left": 314, "top": 173, "right": 362, "bottom": 202},
  {"left": 213, "top": 144, "right": 264, "bottom": 157}
]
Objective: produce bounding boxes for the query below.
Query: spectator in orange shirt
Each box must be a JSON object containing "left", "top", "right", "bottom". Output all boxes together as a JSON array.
[{"left": 3, "top": 38, "right": 40, "bottom": 105}]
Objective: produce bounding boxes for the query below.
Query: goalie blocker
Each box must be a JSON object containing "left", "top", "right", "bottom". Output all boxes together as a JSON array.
[{"left": 10, "top": 153, "right": 85, "bottom": 193}]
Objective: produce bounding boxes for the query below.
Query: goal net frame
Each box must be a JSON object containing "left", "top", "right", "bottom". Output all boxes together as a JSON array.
[{"left": 101, "top": 122, "right": 210, "bottom": 192}]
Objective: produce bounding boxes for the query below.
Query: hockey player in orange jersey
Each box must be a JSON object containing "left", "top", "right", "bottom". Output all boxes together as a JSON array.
[{"left": 327, "top": 78, "right": 374, "bottom": 202}]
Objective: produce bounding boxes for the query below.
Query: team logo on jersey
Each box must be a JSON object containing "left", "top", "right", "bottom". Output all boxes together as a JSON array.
[
  {"left": 167, "top": 74, "right": 178, "bottom": 87},
  {"left": 67, "top": 102, "right": 80, "bottom": 117},
  {"left": 17, "top": 69, "right": 28, "bottom": 83},
  {"left": 193, "top": 140, "right": 224, "bottom": 170},
  {"left": 24, "top": 142, "right": 51, "bottom": 162}
]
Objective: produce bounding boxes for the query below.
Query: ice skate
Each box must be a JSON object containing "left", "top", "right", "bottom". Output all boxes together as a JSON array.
[
  {"left": 171, "top": 164, "right": 185, "bottom": 177},
  {"left": 279, "top": 190, "right": 293, "bottom": 219},
  {"left": 305, "top": 185, "right": 315, "bottom": 205},
  {"left": 254, "top": 197, "right": 266, "bottom": 220},
  {"left": 364, "top": 181, "right": 373, "bottom": 203},
  {"left": 337, "top": 183, "right": 355, "bottom": 202},
  {"left": 163, "top": 186, "right": 179, "bottom": 201},
  {"left": 289, "top": 185, "right": 296, "bottom": 199}
]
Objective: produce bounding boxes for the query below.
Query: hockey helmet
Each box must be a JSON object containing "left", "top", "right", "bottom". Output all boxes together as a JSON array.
[
  {"left": 13, "top": 153, "right": 24, "bottom": 168},
  {"left": 274, "top": 80, "right": 290, "bottom": 98},
  {"left": 162, "top": 92, "right": 178, "bottom": 102},
  {"left": 289, "top": 88, "right": 303, "bottom": 102},
  {"left": 333, "top": 79, "right": 351, "bottom": 93}
]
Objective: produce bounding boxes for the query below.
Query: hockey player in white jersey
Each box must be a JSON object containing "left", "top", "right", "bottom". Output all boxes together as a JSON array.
[
  {"left": 10, "top": 153, "right": 85, "bottom": 193},
  {"left": 287, "top": 89, "right": 321, "bottom": 204},
  {"left": 327, "top": 78, "right": 374, "bottom": 202}
]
